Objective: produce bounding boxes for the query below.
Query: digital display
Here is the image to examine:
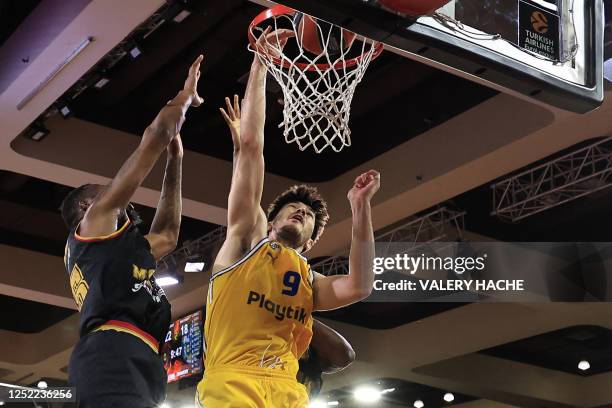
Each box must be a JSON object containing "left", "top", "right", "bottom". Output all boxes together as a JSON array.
[{"left": 161, "top": 310, "right": 203, "bottom": 383}]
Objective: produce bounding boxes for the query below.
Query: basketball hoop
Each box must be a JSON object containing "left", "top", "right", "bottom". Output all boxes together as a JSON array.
[{"left": 248, "top": 6, "right": 383, "bottom": 153}]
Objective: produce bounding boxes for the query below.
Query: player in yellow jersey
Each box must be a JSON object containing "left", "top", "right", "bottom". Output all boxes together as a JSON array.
[{"left": 196, "top": 29, "right": 380, "bottom": 408}]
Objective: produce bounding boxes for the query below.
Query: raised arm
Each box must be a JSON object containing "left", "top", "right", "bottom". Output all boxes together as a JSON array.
[
  {"left": 146, "top": 134, "right": 183, "bottom": 260},
  {"left": 80, "top": 55, "right": 204, "bottom": 239},
  {"left": 224, "top": 53, "right": 266, "bottom": 244},
  {"left": 310, "top": 319, "right": 355, "bottom": 374},
  {"left": 223, "top": 29, "right": 294, "bottom": 249},
  {"left": 313, "top": 170, "right": 380, "bottom": 311}
]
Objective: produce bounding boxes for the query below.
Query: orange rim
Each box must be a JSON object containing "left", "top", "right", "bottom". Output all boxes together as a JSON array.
[{"left": 248, "top": 5, "right": 384, "bottom": 71}]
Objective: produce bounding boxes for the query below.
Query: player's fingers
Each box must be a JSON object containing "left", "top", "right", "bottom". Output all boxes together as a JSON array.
[
  {"left": 220, "top": 107, "right": 231, "bottom": 124},
  {"left": 189, "top": 54, "right": 204, "bottom": 75},
  {"left": 273, "top": 29, "right": 295, "bottom": 40},
  {"left": 363, "top": 170, "right": 379, "bottom": 182},
  {"left": 233, "top": 95, "right": 240, "bottom": 117},
  {"left": 225, "top": 97, "right": 234, "bottom": 118},
  {"left": 353, "top": 175, "right": 362, "bottom": 187},
  {"left": 259, "top": 26, "right": 272, "bottom": 43}
]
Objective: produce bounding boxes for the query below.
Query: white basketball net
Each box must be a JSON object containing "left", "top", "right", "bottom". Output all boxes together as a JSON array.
[{"left": 249, "top": 12, "right": 381, "bottom": 153}]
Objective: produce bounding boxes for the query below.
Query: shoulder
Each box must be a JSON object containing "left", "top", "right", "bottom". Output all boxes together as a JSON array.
[{"left": 212, "top": 234, "right": 269, "bottom": 275}]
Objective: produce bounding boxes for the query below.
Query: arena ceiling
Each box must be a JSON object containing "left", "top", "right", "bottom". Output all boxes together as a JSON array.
[{"left": 1, "top": 1, "right": 612, "bottom": 407}]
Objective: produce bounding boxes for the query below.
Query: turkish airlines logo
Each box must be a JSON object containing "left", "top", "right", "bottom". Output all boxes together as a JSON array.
[{"left": 531, "top": 11, "right": 548, "bottom": 34}]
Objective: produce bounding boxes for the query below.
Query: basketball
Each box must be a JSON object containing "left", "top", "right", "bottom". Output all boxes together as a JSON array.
[
  {"left": 294, "top": 12, "right": 356, "bottom": 56},
  {"left": 378, "top": 0, "right": 453, "bottom": 16}
]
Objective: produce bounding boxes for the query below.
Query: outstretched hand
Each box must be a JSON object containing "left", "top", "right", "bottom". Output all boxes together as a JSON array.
[
  {"left": 220, "top": 94, "right": 241, "bottom": 150},
  {"left": 255, "top": 26, "right": 295, "bottom": 60},
  {"left": 183, "top": 55, "right": 205, "bottom": 107},
  {"left": 347, "top": 170, "right": 380, "bottom": 205}
]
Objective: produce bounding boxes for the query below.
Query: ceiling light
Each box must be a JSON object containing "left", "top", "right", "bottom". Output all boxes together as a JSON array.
[
  {"left": 443, "top": 393, "right": 454, "bottom": 402},
  {"left": 37, "top": 381, "right": 47, "bottom": 389},
  {"left": 94, "top": 77, "right": 110, "bottom": 89},
  {"left": 327, "top": 402, "right": 339, "bottom": 406},
  {"left": 28, "top": 123, "right": 50, "bottom": 141},
  {"left": 59, "top": 104, "right": 72, "bottom": 119},
  {"left": 17, "top": 36, "right": 93, "bottom": 110},
  {"left": 173, "top": 10, "right": 191, "bottom": 23},
  {"left": 184, "top": 261, "right": 204, "bottom": 272},
  {"left": 354, "top": 386, "right": 381, "bottom": 403},
  {"left": 159, "top": 403, "right": 170, "bottom": 408},
  {"left": 309, "top": 400, "right": 327, "bottom": 408},
  {"left": 185, "top": 255, "right": 205, "bottom": 272},
  {"left": 157, "top": 276, "right": 179, "bottom": 287},
  {"left": 129, "top": 46, "right": 142, "bottom": 59},
  {"left": 578, "top": 360, "right": 590, "bottom": 371},
  {"left": 414, "top": 400, "right": 424, "bottom": 408}
]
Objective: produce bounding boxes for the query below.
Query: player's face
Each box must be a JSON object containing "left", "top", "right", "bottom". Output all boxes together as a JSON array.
[
  {"left": 271, "top": 202, "right": 315, "bottom": 250},
  {"left": 79, "top": 184, "right": 141, "bottom": 226},
  {"left": 77, "top": 184, "right": 104, "bottom": 216}
]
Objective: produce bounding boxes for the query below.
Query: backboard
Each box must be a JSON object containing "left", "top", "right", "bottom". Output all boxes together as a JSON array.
[{"left": 271, "top": 0, "right": 603, "bottom": 113}]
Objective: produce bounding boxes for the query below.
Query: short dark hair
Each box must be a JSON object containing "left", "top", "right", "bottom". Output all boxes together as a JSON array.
[
  {"left": 267, "top": 185, "right": 329, "bottom": 243},
  {"left": 60, "top": 184, "right": 94, "bottom": 230}
]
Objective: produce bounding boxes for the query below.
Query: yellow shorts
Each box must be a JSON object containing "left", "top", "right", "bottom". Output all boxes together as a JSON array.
[{"left": 195, "top": 366, "right": 309, "bottom": 408}]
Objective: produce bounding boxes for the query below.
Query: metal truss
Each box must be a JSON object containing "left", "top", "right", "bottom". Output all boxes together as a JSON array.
[
  {"left": 157, "top": 226, "right": 226, "bottom": 273},
  {"left": 491, "top": 137, "right": 612, "bottom": 222},
  {"left": 312, "top": 207, "right": 466, "bottom": 276}
]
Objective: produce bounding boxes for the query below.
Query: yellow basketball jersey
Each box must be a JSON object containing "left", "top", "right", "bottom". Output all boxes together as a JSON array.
[{"left": 204, "top": 238, "right": 314, "bottom": 378}]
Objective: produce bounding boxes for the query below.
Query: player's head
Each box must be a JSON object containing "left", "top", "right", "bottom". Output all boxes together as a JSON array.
[
  {"left": 267, "top": 185, "right": 329, "bottom": 253},
  {"left": 60, "top": 184, "right": 141, "bottom": 231}
]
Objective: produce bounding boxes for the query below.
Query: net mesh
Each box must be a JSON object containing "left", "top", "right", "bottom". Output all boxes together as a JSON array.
[{"left": 249, "top": 10, "right": 381, "bottom": 153}]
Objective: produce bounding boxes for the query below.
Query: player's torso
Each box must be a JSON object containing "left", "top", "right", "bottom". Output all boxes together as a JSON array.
[
  {"left": 205, "top": 238, "right": 314, "bottom": 376},
  {"left": 64, "top": 221, "right": 171, "bottom": 343}
]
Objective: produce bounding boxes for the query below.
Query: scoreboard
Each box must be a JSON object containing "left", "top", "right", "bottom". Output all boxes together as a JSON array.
[{"left": 161, "top": 309, "right": 203, "bottom": 383}]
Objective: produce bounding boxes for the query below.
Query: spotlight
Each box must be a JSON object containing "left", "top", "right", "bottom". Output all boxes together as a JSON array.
[
  {"left": 157, "top": 276, "right": 179, "bottom": 287},
  {"left": 27, "top": 123, "right": 50, "bottom": 141},
  {"left": 37, "top": 381, "right": 47, "bottom": 389},
  {"left": 0, "top": 401, "right": 5, "bottom": 406},
  {"left": 413, "top": 400, "right": 424, "bottom": 408},
  {"left": 185, "top": 255, "right": 205, "bottom": 272},
  {"left": 444, "top": 393, "right": 455, "bottom": 402},
  {"left": 354, "top": 386, "right": 381, "bottom": 403},
  {"left": 173, "top": 9, "right": 191, "bottom": 23},
  {"left": 578, "top": 360, "right": 591, "bottom": 371},
  {"left": 94, "top": 77, "right": 110, "bottom": 89},
  {"left": 59, "top": 104, "right": 73, "bottom": 119},
  {"left": 129, "top": 45, "right": 143, "bottom": 59}
]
